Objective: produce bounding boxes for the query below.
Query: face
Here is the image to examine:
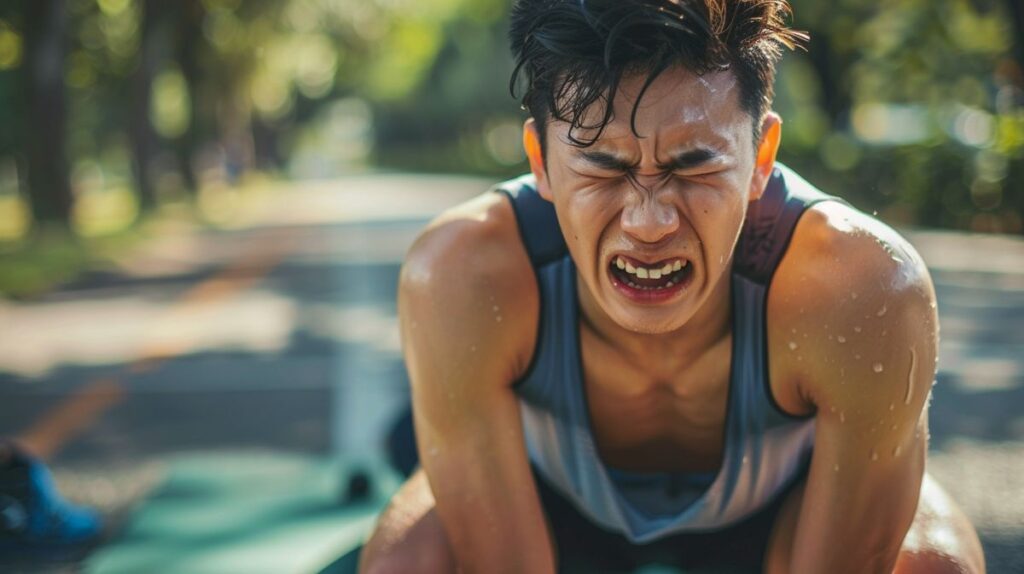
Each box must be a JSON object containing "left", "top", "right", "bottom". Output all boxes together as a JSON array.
[{"left": 524, "top": 66, "right": 781, "bottom": 335}]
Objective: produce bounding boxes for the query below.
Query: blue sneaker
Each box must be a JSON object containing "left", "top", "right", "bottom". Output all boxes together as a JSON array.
[{"left": 0, "top": 443, "right": 102, "bottom": 563}]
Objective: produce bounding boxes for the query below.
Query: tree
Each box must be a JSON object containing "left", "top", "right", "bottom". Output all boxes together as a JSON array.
[{"left": 23, "top": 0, "right": 71, "bottom": 227}]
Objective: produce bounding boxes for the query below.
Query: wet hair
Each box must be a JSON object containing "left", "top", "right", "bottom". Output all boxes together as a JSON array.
[{"left": 509, "top": 0, "right": 807, "bottom": 152}]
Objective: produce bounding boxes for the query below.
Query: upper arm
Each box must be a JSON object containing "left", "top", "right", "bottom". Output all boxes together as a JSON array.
[
  {"left": 770, "top": 202, "right": 938, "bottom": 573},
  {"left": 398, "top": 193, "right": 553, "bottom": 572}
]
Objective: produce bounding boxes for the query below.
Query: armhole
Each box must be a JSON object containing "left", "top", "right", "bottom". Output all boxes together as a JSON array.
[
  {"left": 494, "top": 188, "right": 545, "bottom": 390},
  {"left": 759, "top": 198, "right": 841, "bottom": 421}
]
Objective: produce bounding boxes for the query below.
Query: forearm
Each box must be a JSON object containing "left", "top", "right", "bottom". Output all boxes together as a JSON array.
[{"left": 426, "top": 455, "right": 556, "bottom": 574}]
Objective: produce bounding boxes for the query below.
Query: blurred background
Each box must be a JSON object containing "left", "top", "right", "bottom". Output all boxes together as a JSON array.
[{"left": 0, "top": 0, "right": 1021, "bottom": 572}]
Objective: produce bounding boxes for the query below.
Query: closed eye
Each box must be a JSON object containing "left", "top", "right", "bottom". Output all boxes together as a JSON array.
[{"left": 577, "top": 151, "right": 636, "bottom": 175}]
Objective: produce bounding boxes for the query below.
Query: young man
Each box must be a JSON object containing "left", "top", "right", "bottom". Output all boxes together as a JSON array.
[{"left": 360, "top": 1, "right": 986, "bottom": 572}]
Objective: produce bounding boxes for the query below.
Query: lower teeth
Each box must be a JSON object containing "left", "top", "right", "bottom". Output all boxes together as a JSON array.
[{"left": 625, "top": 279, "right": 675, "bottom": 290}]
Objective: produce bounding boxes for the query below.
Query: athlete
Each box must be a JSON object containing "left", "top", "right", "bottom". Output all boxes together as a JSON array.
[{"left": 359, "top": 0, "right": 986, "bottom": 572}]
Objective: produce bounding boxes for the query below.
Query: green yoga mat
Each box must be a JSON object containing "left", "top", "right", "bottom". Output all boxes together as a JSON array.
[{"left": 85, "top": 452, "right": 398, "bottom": 574}]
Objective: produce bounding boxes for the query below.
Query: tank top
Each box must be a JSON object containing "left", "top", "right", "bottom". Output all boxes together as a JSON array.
[{"left": 493, "top": 164, "right": 837, "bottom": 543}]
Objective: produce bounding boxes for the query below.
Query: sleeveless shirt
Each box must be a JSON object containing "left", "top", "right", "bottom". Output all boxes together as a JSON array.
[{"left": 493, "top": 164, "right": 837, "bottom": 543}]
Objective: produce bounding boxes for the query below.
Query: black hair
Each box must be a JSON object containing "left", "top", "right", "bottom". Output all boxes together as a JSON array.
[{"left": 509, "top": 0, "right": 807, "bottom": 152}]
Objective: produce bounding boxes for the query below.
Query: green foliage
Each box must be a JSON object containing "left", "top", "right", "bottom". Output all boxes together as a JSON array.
[{"left": 0, "top": 0, "right": 1021, "bottom": 240}]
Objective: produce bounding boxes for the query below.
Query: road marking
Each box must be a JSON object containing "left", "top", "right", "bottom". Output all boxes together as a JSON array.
[
  {"left": 15, "top": 235, "right": 296, "bottom": 461},
  {"left": 15, "top": 379, "right": 125, "bottom": 460}
]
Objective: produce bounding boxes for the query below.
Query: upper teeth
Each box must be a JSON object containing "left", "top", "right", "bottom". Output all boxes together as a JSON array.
[{"left": 615, "top": 256, "right": 684, "bottom": 278}]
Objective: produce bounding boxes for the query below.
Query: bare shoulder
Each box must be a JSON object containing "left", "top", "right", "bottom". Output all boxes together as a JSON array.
[
  {"left": 400, "top": 190, "right": 539, "bottom": 388},
  {"left": 766, "top": 200, "right": 938, "bottom": 415}
]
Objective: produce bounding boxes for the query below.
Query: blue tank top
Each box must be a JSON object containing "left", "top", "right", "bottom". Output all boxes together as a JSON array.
[{"left": 494, "top": 164, "right": 836, "bottom": 543}]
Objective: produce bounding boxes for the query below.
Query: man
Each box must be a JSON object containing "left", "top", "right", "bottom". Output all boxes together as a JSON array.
[{"left": 360, "top": 0, "right": 986, "bottom": 572}]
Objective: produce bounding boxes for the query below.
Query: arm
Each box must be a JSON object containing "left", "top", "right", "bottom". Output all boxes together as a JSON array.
[
  {"left": 399, "top": 195, "right": 556, "bottom": 573},
  {"left": 769, "top": 204, "right": 938, "bottom": 573}
]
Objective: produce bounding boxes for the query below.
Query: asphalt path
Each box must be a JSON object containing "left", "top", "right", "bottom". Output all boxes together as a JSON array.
[{"left": 0, "top": 174, "right": 1021, "bottom": 572}]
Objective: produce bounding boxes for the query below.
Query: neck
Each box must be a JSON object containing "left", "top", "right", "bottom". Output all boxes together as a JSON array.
[{"left": 577, "top": 266, "right": 733, "bottom": 377}]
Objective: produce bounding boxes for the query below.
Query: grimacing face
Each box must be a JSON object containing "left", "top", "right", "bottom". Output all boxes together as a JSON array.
[{"left": 525, "top": 66, "right": 781, "bottom": 335}]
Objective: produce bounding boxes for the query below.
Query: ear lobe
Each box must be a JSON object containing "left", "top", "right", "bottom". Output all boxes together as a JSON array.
[
  {"left": 523, "top": 119, "right": 553, "bottom": 201},
  {"left": 749, "top": 113, "right": 782, "bottom": 202}
]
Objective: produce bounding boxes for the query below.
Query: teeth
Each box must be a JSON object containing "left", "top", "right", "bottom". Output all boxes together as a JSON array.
[{"left": 615, "top": 256, "right": 686, "bottom": 280}]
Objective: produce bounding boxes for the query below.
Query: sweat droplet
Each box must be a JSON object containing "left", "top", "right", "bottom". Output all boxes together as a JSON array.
[
  {"left": 851, "top": 292, "right": 858, "bottom": 300},
  {"left": 877, "top": 305, "right": 887, "bottom": 317},
  {"left": 837, "top": 335, "right": 847, "bottom": 343},
  {"left": 871, "top": 450, "right": 879, "bottom": 461},
  {"left": 889, "top": 403, "right": 895, "bottom": 411},
  {"left": 905, "top": 347, "right": 917, "bottom": 405},
  {"left": 833, "top": 463, "right": 840, "bottom": 472},
  {"left": 854, "top": 326, "right": 862, "bottom": 333},
  {"left": 839, "top": 411, "right": 846, "bottom": 423},
  {"left": 893, "top": 445, "right": 902, "bottom": 457},
  {"left": 873, "top": 363, "right": 884, "bottom": 373},
  {"left": 492, "top": 305, "right": 500, "bottom": 312},
  {"left": 496, "top": 316, "right": 503, "bottom": 322},
  {"left": 788, "top": 341, "right": 798, "bottom": 351}
]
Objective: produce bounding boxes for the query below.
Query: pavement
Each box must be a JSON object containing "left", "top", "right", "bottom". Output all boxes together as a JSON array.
[{"left": 0, "top": 173, "right": 1022, "bottom": 573}]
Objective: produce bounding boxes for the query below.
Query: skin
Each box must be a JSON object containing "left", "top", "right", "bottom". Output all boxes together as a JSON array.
[{"left": 359, "top": 67, "right": 985, "bottom": 573}]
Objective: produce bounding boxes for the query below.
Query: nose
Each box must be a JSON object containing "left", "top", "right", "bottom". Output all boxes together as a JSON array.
[{"left": 620, "top": 189, "right": 680, "bottom": 245}]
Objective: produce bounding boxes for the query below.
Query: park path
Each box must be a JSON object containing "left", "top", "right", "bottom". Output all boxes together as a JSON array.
[{"left": 0, "top": 174, "right": 1022, "bottom": 572}]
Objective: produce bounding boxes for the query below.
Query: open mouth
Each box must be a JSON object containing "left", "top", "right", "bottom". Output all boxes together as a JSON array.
[{"left": 608, "top": 255, "right": 692, "bottom": 296}]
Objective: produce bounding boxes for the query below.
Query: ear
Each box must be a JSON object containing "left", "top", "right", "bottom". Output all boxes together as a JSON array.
[
  {"left": 748, "top": 112, "right": 782, "bottom": 202},
  {"left": 523, "top": 118, "right": 553, "bottom": 202}
]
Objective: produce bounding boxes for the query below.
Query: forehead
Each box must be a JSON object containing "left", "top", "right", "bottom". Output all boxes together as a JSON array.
[{"left": 552, "top": 67, "right": 749, "bottom": 151}]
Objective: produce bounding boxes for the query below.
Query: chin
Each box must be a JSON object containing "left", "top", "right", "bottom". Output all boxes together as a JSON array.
[{"left": 607, "top": 303, "right": 691, "bottom": 335}]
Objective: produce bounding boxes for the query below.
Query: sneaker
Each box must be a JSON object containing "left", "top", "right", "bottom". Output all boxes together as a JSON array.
[{"left": 0, "top": 443, "right": 102, "bottom": 562}]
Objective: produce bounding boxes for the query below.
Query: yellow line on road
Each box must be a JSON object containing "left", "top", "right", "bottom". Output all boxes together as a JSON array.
[
  {"left": 16, "top": 379, "right": 124, "bottom": 461},
  {"left": 16, "top": 236, "right": 296, "bottom": 461}
]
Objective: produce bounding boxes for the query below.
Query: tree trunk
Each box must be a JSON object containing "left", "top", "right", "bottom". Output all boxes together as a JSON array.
[
  {"left": 173, "top": 0, "right": 203, "bottom": 194},
  {"left": 24, "top": 0, "right": 72, "bottom": 228},
  {"left": 129, "top": 0, "right": 165, "bottom": 210},
  {"left": 1007, "top": 0, "right": 1024, "bottom": 75}
]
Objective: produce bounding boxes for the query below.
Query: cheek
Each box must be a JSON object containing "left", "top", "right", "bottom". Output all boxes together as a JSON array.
[
  {"left": 686, "top": 187, "right": 748, "bottom": 247},
  {"left": 562, "top": 188, "right": 620, "bottom": 242}
]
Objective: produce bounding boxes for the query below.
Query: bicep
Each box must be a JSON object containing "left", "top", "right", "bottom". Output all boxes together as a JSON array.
[
  {"left": 397, "top": 221, "right": 552, "bottom": 573},
  {"left": 788, "top": 258, "right": 938, "bottom": 572}
]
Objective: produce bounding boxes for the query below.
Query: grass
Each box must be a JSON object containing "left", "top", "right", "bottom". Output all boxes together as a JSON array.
[
  {"left": 0, "top": 173, "right": 286, "bottom": 299},
  {"left": 0, "top": 223, "right": 146, "bottom": 299}
]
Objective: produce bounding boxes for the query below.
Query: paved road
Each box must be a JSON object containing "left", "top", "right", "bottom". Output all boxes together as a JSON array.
[{"left": 0, "top": 174, "right": 1021, "bottom": 572}]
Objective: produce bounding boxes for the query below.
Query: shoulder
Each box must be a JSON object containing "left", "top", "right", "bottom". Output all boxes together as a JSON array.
[
  {"left": 400, "top": 190, "right": 539, "bottom": 387},
  {"left": 766, "top": 199, "right": 938, "bottom": 415}
]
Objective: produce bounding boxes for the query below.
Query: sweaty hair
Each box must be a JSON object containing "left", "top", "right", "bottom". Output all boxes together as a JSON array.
[{"left": 509, "top": 0, "right": 807, "bottom": 151}]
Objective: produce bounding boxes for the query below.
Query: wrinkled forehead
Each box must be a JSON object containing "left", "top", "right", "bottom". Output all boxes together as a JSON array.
[{"left": 550, "top": 67, "right": 750, "bottom": 151}]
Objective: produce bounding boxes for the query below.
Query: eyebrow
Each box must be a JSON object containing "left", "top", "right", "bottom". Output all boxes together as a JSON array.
[
  {"left": 656, "top": 148, "right": 721, "bottom": 171},
  {"left": 578, "top": 147, "right": 721, "bottom": 172}
]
